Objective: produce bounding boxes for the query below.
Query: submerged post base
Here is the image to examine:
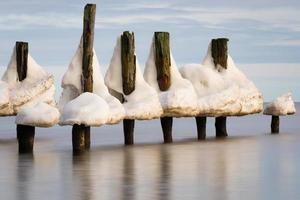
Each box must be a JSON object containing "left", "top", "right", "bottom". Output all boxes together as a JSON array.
[
  {"left": 195, "top": 117, "right": 206, "bottom": 140},
  {"left": 72, "top": 124, "right": 90, "bottom": 154},
  {"left": 215, "top": 117, "right": 228, "bottom": 137},
  {"left": 271, "top": 115, "right": 279, "bottom": 134},
  {"left": 161, "top": 117, "right": 173, "bottom": 143},
  {"left": 123, "top": 119, "right": 135, "bottom": 145},
  {"left": 17, "top": 125, "right": 35, "bottom": 154}
]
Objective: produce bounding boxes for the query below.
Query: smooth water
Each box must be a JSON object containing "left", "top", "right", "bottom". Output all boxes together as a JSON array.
[{"left": 0, "top": 104, "right": 299, "bottom": 200}]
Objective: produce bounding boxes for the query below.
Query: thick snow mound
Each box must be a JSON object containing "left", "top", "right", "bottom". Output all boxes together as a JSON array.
[
  {"left": 105, "top": 37, "right": 163, "bottom": 120},
  {"left": 1, "top": 46, "right": 56, "bottom": 116},
  {"left": 264, "top": 93, "right": 296, "bottom": 116},
  {"left": 60, "top": 92, "right": 110, "bottom": 126},
  {"left": 15, "top": 102, "right": 59, "bottom": 127},
  {"left": 143, "top": 39, "right": 198, "bottom": 117},
  {"left": 59, "top": 38, "right": 125, "bottom": 124},
  {"left": 179, "top": 43, "right": 263, "bottom": 117}
]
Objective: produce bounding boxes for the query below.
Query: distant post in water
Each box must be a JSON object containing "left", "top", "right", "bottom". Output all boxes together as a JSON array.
[
  {"left": 72, "top": 3, "right": 96, "bottom": 153},
  {"left": 154, "top": 32, "right": 172, "bottom": 143},
  {"left": 271, "top": 115, "right": 279, "bottom": 134},
  {"left": 212, "top": 38, "right": 229, "bottom": 137},
  {"left": 121, "top": 31, "right": 136, "bottom": 145},
  {"left": 15, "top": 41, "right": 35, "bottom": 153}
]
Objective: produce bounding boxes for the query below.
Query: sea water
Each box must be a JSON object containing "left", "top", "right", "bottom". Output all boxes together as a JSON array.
[{"left": 0, "top": 104, "right": 299, "bottom": 200}]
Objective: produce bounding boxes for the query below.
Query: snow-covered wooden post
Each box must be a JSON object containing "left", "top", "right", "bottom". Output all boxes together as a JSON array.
[
  {"left": 72, "top": 4, "right": 96, "bottom": 153},
  {"left": 154, "top": 32, "right": 173, "bottom": 143},
  {"left": 15, "top": 41, "right": 35, "bottom": 153},
  {"left": 212, "top": 38, "right": 229, "bottom": 137},
  {"left": 121, "top": 31, "right": 136, "bottom": 145}
]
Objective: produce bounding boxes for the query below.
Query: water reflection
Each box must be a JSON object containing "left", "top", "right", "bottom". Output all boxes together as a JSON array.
[
  {"left": 122, "top": 148, "right": 135, "bottom": 200},
  {"left": 158, "top": 146, "right": 171, "bottom": 200},
  {"left": 17, "top": 154, "right": 34, "bottom": 200},
  {"left": 72, "top": 153, "right": 92, "bottom": 200}
]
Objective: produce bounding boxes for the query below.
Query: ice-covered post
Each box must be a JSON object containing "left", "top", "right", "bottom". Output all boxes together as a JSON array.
[
  {"left": 72, "top": 4, "right": 96, "bottom": 153},
  {"left": 271, "top": 115, "right": 279, "bottom": 133},
  {"left": 154, "top": 32, "right": 173, "bottom": 143},
  {"left": 121, "top": 31, "right": 136, "bottom": 145},
  {"left": 212, "top": 38, "right": 229, "bottom": 137},
  {"left": 15, "top": 41, "right": 35, "bottom": 153}
]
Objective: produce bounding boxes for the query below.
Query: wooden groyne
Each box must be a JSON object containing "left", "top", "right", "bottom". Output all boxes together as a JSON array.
[{"left": 0, "top": 3, "right": 294, "bottom": 154}]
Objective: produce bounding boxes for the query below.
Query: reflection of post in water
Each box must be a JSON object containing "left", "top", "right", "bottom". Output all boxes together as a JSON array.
[
  {"left": 213, "top": 149, "right": 228, "bottom": 200},
  {"left": 17, "top": 154, "right": 34, "bottom": 200},
  {"left": 122, "top": 147, "right": 135, "bottom": 200},
  {"left": 158, "top": 146, "right": 171, "bottom": 200},
  {"left": 72, "top": 153, "right": 92, "bottom": 200}
]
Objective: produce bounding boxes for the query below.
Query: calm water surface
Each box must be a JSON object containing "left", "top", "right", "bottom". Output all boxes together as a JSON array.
[{"left": 0, "top": 104, "right": 299, "bottom": 200}]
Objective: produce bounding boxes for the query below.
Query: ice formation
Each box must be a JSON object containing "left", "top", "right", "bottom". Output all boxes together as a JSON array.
[
  {"left": 59, "top": 38, "right": 125, "bottom": 124},
  {"left": 0, "top": 46, "right": 56, "bottom": 116},
  {"left": 179, "top": 43, "right": 263, "bottom": 117},
  {"left": 16, "top": 102, "right": 59, "bottom": 127},
  {"left": 60, "top": 92, "right": 110, "bottom": 126},
  {"left": 264, "top": 93, "right": 296, "bottom": 116},
  {"left": 143, "top": 39, "right": 199, "bottom": 117},
  {"left": 105, "top": 37, "right": 163, "bottom": 120}
]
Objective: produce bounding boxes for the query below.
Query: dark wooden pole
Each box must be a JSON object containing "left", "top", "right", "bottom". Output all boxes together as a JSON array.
[
  {"left": 154, "top": 32, "right": 173, "bottom": 143},
  {"left": 160, "top": 117, "right": 173, "bottom": 143},
  {"left": 215, "top": 116, "right": 228, "bottom": 137},
  {"left": 16, "top": 42, "right": 28, "bottom": 81},
  {"left": 271, "top": 115, "right": 279, "bottom": 134},
  {"left": 212, "top": 38, "right": 229, "bottom": 137},
  {"left": 195, "top": 117, "right": 206, "bottom": 140},
  {"left": 15, "top": 41, "right": 35, "bottom": 153},
  {"left": 17, "top": 125, "right": 35, "bottom": 153},
  {"left": 72, "top": 4, "right": 96, "bottom": 153},
  {"left": 121, "top": 31, "right": 136, "bottom": 145}
]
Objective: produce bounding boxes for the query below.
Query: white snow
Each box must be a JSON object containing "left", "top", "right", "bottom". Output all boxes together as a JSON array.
[
  {"left": 15, "top": 102, "right": 59, "bottom": 127},
  {"left": 143, "top": 38, "right": 199, "bottom": 117},
  {"left": 60, "top": 92, "right": 110, "bottom": 126},
  {"left": 1, "top": 45, "right": 56, "bottom": 116},
  {"left": 59, "top": 38, "right": 125, "bottom": 124},
  {"left": 179, "top": 42, "right": 263, "bottom": 117},
  {"left": 0, "top": 81, "right": 9, "bottom": 108},
  {"left": 264, "top": 93, "right": 296, "bottom": 116},
  {"left": 105, "top": 37, "right": 163, "bottom": 120}
]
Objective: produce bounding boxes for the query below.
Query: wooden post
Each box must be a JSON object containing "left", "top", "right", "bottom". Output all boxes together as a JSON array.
[
  {"left": 195, "top": 117, "right": 206, "bottom": 140},
  {"left": 154, "top": 32, "right": 173, "bottom": 143},
  {"left": 215, "top": 116, "right": 228, "bottom": 137},
  {"left": 72, "top": 4, "right": 96, "bottom": 153},
  {"left": 212, "top": 38, "right": 229, "bottom": 137},
  {"left": 17, "top": 125, "right": 35, "bottom": 153},
  {"left": 271, "top": 115, "right": 279, "bottom": 134},
  {"left": 15, "top": 41, "right": 35, "bottom": 154},
  {"left": 121, "top": 31, "right": 136, "bottom": 145},
  {"left": 16, "top": 42, "right": 28, "bottom": 81}
]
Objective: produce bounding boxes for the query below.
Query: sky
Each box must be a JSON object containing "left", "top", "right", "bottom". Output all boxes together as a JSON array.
[{"left": 0, "top": 0, "right": 299, "bottom": 101}]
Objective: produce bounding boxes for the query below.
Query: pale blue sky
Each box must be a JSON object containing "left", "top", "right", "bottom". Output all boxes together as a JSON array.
[{"left": 0, "top": 0, "right": 299, "bottom": 101}]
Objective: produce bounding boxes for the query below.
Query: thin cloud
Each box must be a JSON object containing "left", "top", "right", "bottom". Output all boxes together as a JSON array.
[{"left": 0, "top": 6, "right": 299, "bottom": 33}]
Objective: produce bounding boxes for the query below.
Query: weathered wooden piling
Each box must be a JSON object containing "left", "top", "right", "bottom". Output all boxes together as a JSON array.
[
  {"left": 121, "top": 31, "right": 136, "bottom": 145},
  {"left": 154, "top": 32, "right": 173, "bottom": 143},
  {"left": 212, "top": 38, "right": 229, "bottom": 137},
  {"left": 271, "top": 115, "right": 279, "bottom": 134},
  {"left": 72, "top": 4, "right": 96, "bottom": 153},
  {"left": 215, "top": 116, "right": 228, "bottom": 137},
  {"left": 15, "top": 41, "right": 35, "bottom": 153},
  {"left": 195, "top": 116, "right": 206, "bottom": 140}
]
